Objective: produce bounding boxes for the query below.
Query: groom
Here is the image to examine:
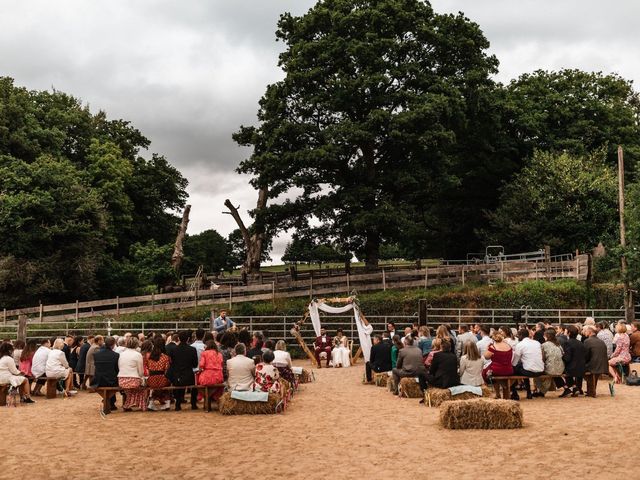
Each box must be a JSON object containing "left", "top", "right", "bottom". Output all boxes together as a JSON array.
[{"left": 314, "top": 328, "right": 332, "bottom": 368}]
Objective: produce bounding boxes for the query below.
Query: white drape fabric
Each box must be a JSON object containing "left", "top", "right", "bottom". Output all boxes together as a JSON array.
[{"left": 308, "top": 300, "right": 374, "bottom": 362}]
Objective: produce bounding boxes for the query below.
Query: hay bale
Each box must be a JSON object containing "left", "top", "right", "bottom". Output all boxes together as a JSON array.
[
  {"left": 373, "top": 372, "right": 388, "bottom": 387},
  {"left": 218, "top": 392, "right": 281, "bottom": 415},
  {"left": 279, "top": 378, "right": 291, "bottom": 401},
  {"left": 426, "top": 385, "right": 493, "bottom": 407},
  {"left": 399, "top": 377, "right": 422, "bottom": 398},
  {"left": 439, "top": 399, "right": 523, "bottom": 430},
  {"left": 387, "top": 375, "right": 398, "bottom": 394}
]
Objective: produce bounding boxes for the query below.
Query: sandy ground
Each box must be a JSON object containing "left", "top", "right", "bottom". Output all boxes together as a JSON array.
[{"left": 0, "top": 361, "right": 636, "bottom": 480}]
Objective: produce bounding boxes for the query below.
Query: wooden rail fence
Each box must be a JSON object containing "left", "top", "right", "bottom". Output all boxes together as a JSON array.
[{"left": 2, "top": 254, "right": 589, "bottom": 325}]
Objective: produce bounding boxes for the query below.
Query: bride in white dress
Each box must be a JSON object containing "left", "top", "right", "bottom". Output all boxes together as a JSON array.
[{"left": 331, "top": 329, "right": 351, "bottom": 368}]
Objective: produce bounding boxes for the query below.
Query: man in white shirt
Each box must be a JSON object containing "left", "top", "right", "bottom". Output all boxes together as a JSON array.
[
  {"left": 511, "top": 329, "right": 544, "bottom": 400},
  {"left": 191, "top": 329, "right": 206, "bottom": 372},
  {"left": 455, "top": 325, "right": 477, "bottom": 360},
  {"left": 476, "top": 325, "right": 494, "bottom": 366},
  {"left": 31, "top": 338, "right": 51, "bottom": 396},
  {"left": 227, "top": 343, "right": 256, "bottom": 391}
]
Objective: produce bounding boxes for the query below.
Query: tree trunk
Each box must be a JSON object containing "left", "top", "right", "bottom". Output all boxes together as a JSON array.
[
  {"left": 224, "top": 186, "right": 268, "bottom": 275},
  {"left": 364, "top": 231, "right": 380, "bottom": 270},
  {"left": 171, "top": 204, "right": 191, "bottom": 273}
]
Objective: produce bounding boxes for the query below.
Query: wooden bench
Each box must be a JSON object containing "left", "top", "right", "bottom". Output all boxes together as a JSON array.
[
  {"left": 492, "top": 373, "right": 599, "bottom": 398},
  {"left": 91, "top": 384, "right": 226, "bottom": 414}
]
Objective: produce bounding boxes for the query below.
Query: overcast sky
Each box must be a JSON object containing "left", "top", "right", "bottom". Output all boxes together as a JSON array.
[{"left": 2, "top": 1, "right": 639, "bottom": 263}]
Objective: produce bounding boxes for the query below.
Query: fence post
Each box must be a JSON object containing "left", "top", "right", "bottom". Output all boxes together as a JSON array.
[
  {"left": 558, "top": 310, "right": 561, "bottom": 324},
  {"left": 492, "top": 309, "right": 495, "bottom": 325},
  {"left": 382, "top": 268, "right": 386, "bottom": 291},
  {"left": 250, "top": 316, "right": 253, "bottom": 333},
  {"left": 500, "top": 262, "right": 504, "bottom": 282},
  {"left": 142, "top": 322, "right": 145, "bottom": 336},
  {"left": 461, "top": 267, "right": 465, "bottom": 286},
  {"left": 424, "top": 267, "right": 428, "bottom": 289},
  {"left": 458, "top": 309, "right": 461, "bottom": 328},
  {"left": 229, "top": 285, "right": 233, "bottom": 310},
  {"left": 195, "top": 286, "right": 199, "bottom": 310},
  {"left": 346, "top": 273, "right": 350, "bottom": 293},
  {"left": 39, "top": 301, "right": 43, "bottom": 323},
  {"left": 107, "top": 318, "right": 112, "bottom": 337},
  {"left": 309, "top": 274, "right": 313, "bottom": 300},
  {"left": 272, "top": 281, "right": 275, "bottom": 304},
  {"left": 116, "top": 296, "right": 120, "bottom": 319},
  {"left": 75, "top": 300, "right": 79, "bottom": 322},
  {"left": 2, "top": 308, "right": 6, "bottom": 325},
  {"left": 17, "top": 313, "right": 27, "bottom": 341},
  {"left": 151, "top": 293, "right": 155, "bottom": 312}
]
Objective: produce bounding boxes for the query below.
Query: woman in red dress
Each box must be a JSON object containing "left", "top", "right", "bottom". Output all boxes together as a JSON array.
[
  {"left": 198, "top": 340, "right": 225, "bottom": 404},
  {"left": 483, "top": 331, "right": 514, "bottom": 399},
  {"left": 144, "top": 337, "right": 171, "bottom": 411}
]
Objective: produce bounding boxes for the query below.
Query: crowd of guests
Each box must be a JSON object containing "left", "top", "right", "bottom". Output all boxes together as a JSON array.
[
  {"left": 364, "top": 318, "right": 639, "bottom": 400},
  {"left": 1, "top": 317, "right": 297, "bottom": 413}
]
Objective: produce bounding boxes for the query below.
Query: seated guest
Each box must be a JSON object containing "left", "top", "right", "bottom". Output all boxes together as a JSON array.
[
  {"left": 402, "top": 327, "right": 414, "bottom": 346},
  {"left": 426, "top": 339, "right": 459, "bottom": 389},
  {"left": 114, "top": 337, "right": 127, "bottom": 354},
  {"left": 583, "top": 325, "right": 609, "bottom": 397},
  {"left": 331, "top": 329, "right": 351, "bottom": 368},
  {"left": 31, "top": 338, "right": 51, "bottom": 396},
  {"left": 476, "top": 325, "right": 493, "bottom": 363},
  {"left": 75, "top": 335, "right": 93, "bottom": 389},
  {"left": 500, "top": 326, "right": 518, "bottom": 349},
  {"left": 219, "top": 332, "right": 237, "bottom": 381},
  {"left": 169, "top": 331, "right": 199, "bottom": 411},
  {"left": 165, "top": 333, "right": 179, "bottom": 357},
  {"left": 629, "top": 321, "right": 640, "bottom": 362},
  {"left": 483, "top": 331, "right": 513, "bottom": 399},
  {"left": 254, "top": 349, "right": 281, "bottom": 394},
  {"left": 198, "top": 339, "right": 225, "bottom": 405},
  {"left": 423, "top": 338, "right": 441, "bottom": 368},
  {"left": 366, "top": 334, "right": 392, "bottom": 382},
  {"left": 596, "top": 321, "right": 614, "bottom": 358},
  {"left": 455, "top": 324, "right": 477, "bottom": 361},
  {"left": 238, "top": 329, "right": 252, "bottom": 351},
  {"left": 391, "top": 335, "right": 403, "bottom": 369},
  {"left": 459, "top": 342, "right": 483, "bottom": 387},
  {"left": 92, "top": 336, "right": 120, "bottom": 413},
  {"left": 273, "top": 340, "right": 295, "bottom": 385},
  {"left": 69, "top": 336, "right": 83, "bottom": 387},
  {"left": 608, "top": 322, "right": 631, "bottom": 384},
  {"left": 314, "top": 328, "right": 332, "bottom": 368},
  {"left": 533, "top": 322, "right": 546, "bottom": 343},
  {"left": 561, "top": 325, "right": 586, "bottom": 397},
  {"left": 46, "top": 338, "right": 76, "bottom": 396},
  {"left": 534, "top": 329, "right": 565, "bottom": 397},
  {"left": 227, "top": 343, "right": 256, "bottom": 391},
  {"left": 117, "top": 337, "right": 148, "bottom": 411},
  {"left": 0, "top": 342, "right": 34, "bottom": 403},
  {"left": 391, "top": 336, "right": 427, "bottom": 393},
  {"left": 417, "top": 326, "right": 432, "bottom": 357},
  {"left": 510, "top": 329, "right": 544, "bottom": 400},
  {"left": 84, "top": 335, "right": 103, "bottom": 387},
  {"left": 144, "top": 337, "right": 171, "bottom": 411},
  {"left": 19, "top": 340, "right": 37, "bottom": 378},
  {"left": 12, "top": 340, "right": 25, "bottom": 368},
  {"left": 436, "top": 325, "right": 455, "bottom": 352},
  {"left": 247, "top": 335, "right": 265, "bottom": 364}
]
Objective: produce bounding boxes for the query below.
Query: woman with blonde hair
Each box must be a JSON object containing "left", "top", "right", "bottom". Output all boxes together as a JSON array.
[
  {"left": 459, "top": 342, "right": 484, "bottom": 386},
  {"left": 423, "top": 337, "right": 441, "bottom": 368},
  {"left": 117, "top": 336, "right": 148, "bottom": 411},
  {"left": 45, "top": 338, "right": 76, "bottom": 396},
  {"left": 609, "top": 322, "right": 631, "bottom": 383}
]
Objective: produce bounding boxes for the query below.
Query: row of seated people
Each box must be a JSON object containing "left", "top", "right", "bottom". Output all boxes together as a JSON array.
[
  {"left": 365, "top": 320, "right": 624, "bottom": 400},
  {"left": 0, "top": 328, "right": 297, "bottom": 413}
]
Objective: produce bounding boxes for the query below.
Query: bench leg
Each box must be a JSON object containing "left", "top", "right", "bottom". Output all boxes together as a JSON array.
[
  {"left": 0, "top": 387, "right": 7, "bottom": 406},
  {"left": 46, "top": 380, "right": 57, "bottom": 399},
  {"left": 204, "top": 387, "right": 211, "bottom": 413}
]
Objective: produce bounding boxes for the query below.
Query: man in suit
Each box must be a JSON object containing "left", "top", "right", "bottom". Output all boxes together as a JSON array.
[
  {"left": 314, "top": 328, "right": 332, "bottom": 368},
  {"left": 169, "top": 331, "right": 198, "bottom": 411},
  {"left": 391, "top": 336, "right": 427, "bottom": 393},
  {"left": 91, "top": 336, "right": 119, "bottom": 414},
  {"left": 227, "top": 343, "right": 256, "bottom": 391},
  {"left": 366, "top": 334, "right": 392, "bottom": 382},
  {"left": 583, "top": 325, "right": 609, "bottom": 397}
]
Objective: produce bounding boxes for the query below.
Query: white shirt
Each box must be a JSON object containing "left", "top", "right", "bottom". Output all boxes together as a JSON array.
[
  {"left": 45, "top": 349, "right": 69, "bottom": 378},
  {"left": 114, "top": 346, "right": 127, "bottom": 354},
  {"left": 512, "top": 337, "right": 544, "bottom": 372},
  {"left": 476, "top": 335, "right": 494, "bottom": 366},
  {"left": 31, "top": 346, "right": 50, "bottom": 378},
  {"left": 191, "top": 340, "right": 205, "bottom": 372},
  {"left": 273, "top": 350, "right": 292, "bottom": 368},
  {"left": 117, "top": 348, "right": 144, "bottom": 378}
]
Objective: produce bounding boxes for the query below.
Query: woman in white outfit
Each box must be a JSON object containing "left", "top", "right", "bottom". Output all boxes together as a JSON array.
[
  {"left": 331, "top": 329, "right": 351, "bottom": 368},
  {"left": 0, "top": 342, "right": 35, "bottom": 403},
  {"left": 45, "top": 338, "right": 75, "bottom": 396}
]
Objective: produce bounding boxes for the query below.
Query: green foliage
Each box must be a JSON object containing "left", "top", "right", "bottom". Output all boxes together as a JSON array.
[
  {"left": 0, "top": 77, "right": 188, "bottom": 306},
  {"left": 183, "top": 229, "right": 234, "bottom": 274},
  {"left": 282, "top": 234, "right": 348, "bottom": 266},
  {"left": 129, "top": 240, "right": 176, "bottom": 288},
  {"left": 235, "top": 0, "right": 499, "bottom": 266},
  {"left": 483, "top": 150, "right": 618, "bottom": 253}
]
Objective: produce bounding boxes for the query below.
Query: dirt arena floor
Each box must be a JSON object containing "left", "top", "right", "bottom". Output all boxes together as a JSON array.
[{"left": 1, "top": 361, "right": 636, "bottom": 480}]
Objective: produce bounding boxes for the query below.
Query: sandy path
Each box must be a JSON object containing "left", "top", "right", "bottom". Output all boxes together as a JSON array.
[{"left": 0, "top": 362, "right": 635, "bottom": 480}]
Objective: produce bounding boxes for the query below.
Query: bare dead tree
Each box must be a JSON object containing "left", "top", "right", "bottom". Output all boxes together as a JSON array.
[
  {"left": 224, "top": 186, "right": 268, "bottom": 275},
  {"left": 171, "top": 204, "right": 191, "bottom": 273}
]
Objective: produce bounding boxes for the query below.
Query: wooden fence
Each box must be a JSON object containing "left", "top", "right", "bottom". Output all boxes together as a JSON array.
[{"left": 2, "top": 254, "right": 590, "bottom": 325}]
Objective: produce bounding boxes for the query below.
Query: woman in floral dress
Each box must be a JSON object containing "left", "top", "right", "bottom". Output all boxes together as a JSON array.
[
  {"left": 144, "top": 337, "right": 171, "bottom": 410},
  {"left": 254, "top": 350, "right": 281, "bottom": 394}
]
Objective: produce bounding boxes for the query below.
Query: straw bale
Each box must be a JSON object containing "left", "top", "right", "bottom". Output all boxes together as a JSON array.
[
  {"left": 219, "top": 392, "right": 281, "bottom": 415},
  {"left": 426, "top": 385, "right": 493, "bottom": 407},
  {"left": 439, "top": 399, "right": 523, "bottom": 429},
  {"left": 373, "top": 372, "right": 388, "bottom": 387},
  {"left": 399, "top": 377, "right": 422, "bottom": 398},
  {"left": 298, "top": 369, "right": 314, "bottom": 384}
]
